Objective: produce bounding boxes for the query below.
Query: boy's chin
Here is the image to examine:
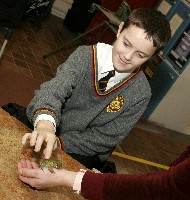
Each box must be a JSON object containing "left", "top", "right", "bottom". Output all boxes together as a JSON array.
[{"left": 115, "top": 67, "right": 135, "bottom": 74}]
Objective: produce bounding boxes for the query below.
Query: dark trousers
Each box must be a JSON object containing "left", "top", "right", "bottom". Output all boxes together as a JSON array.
[
  {"left": 67, "top": 152, "right": 106, "bottom": 170},
  {"left": 67, "top": 152, "right": 117, "bottom": 173}
]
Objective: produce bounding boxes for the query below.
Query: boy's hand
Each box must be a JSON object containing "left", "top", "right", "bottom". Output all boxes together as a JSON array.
[{"left": 21, "top": 120, "right": 57, "bottom": 159}]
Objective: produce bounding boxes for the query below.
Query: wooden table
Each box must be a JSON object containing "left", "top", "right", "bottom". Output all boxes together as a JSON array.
[{"left": 0, "top": 108, "right": 85, "bottom": 200}]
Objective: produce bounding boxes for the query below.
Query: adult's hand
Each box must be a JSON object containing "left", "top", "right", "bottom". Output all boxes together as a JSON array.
[{"left": 18, "top": 159, "right": 77, "bottom": 189}]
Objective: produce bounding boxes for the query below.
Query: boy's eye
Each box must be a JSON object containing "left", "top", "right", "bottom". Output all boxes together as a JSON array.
[
  {"left": 137, "top": 53, "right": 145, "bottom": 58},
  {"left": 124, "top": 41, "right": 129, "bottom": 47}
]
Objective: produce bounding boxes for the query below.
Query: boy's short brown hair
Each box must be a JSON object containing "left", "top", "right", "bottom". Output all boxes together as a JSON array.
[{"left": 122, "top": 8, "right": 171, "bottom": 54}]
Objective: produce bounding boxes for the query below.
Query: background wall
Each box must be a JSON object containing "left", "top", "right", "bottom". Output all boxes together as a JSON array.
[{"left": 149, "top": 62, "right": 190, "bottom": 135}]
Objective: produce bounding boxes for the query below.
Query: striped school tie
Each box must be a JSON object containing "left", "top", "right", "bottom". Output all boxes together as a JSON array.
[{"left": 99, "top": 70, "right": 115, "bottom": 92}]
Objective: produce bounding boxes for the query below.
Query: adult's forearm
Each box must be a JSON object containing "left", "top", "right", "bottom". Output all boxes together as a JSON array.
[
  {"left": 81, "top": 171, "right": 166, "bottom": 200},
  {"left": 58, "top": 169, "right": 77, "bottom": 188},
  {"left": 81, "top": 157, "right": 190, "bottom": 200},
  {"left": 81, "top": 171, "right": 106, "bottom": 200}
]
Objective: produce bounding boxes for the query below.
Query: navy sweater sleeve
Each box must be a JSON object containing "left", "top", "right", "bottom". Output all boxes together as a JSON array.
[{"left": 81, "top": 157, "right": 190, "bottom": 200}]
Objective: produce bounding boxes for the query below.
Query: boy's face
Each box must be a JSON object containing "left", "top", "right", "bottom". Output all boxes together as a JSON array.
[{"left": 112, "top": 23, "right": 157, "bottom": 73}]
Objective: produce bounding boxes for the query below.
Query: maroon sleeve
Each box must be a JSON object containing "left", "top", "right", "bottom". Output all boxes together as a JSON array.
[{"left": 81, "top": 158, "right": 190, "bottom": 200}]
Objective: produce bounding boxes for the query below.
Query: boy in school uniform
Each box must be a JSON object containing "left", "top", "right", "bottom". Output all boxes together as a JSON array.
[{"left": 21, "top": 8, "right": 171, "bottom": 170}]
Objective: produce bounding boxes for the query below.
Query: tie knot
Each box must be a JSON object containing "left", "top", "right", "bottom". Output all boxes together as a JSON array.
[
  {"left": 110, "top": 70, "right": 115, "bottom": 77},
  {"left": 103, "top": 70, "right": 115, "bottom": 80},
  {"left": 99, "top": 70, "right": 115, "bottom": 92}
]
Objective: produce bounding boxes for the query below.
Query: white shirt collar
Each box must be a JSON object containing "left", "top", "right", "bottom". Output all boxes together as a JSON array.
[{"left": 97, "top": 43, "right": 114, "bottom": 74}]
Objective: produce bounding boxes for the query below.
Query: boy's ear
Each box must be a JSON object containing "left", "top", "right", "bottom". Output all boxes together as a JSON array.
[{"left": 117, "top": 22, "right": 124, "bottom": 38}]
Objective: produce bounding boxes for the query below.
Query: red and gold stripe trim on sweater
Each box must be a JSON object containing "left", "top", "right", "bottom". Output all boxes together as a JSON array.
[
  {"left": 57, "top": 136, "right": 64, "bottom": 150},
  {"left": 32, "top": 108, "right": 56, "bottom": 123}
]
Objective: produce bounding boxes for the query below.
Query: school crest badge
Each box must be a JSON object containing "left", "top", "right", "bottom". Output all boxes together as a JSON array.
[{"left": 107, "top": 96, "right": 124, "bottom": 112}]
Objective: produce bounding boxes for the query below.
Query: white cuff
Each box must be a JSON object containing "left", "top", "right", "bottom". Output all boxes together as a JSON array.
[
  {"left": 73, "top": 169, "right": 86, "bottom": 194},
  {"left": 34, "top": 114, "right": 56, "bottom": 132}
]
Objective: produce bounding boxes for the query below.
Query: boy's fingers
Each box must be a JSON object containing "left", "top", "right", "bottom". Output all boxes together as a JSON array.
[
  {"left": 53, "top": 140, "right": 57, "bottom": 150},
  {"left": 43, "top": 147, "right": 51, "bottom": 159},
  {"left": 21, "top": 133, "right": 31, "bottom": 145},
  {"left": 34, "top": 135, "right": 44, "bottom": 152},
  {"left": 30, "top": 131, "right": 38, "bottom": 146},
  {"left": 43, "top": 137, "right": 57, "bottom": 159}
]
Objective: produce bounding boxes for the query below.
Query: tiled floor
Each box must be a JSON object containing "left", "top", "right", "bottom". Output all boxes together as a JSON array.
[
  {"left": 1, "top": 14, "right": 190, "bottom": 175},
  {"left": 0, "top": 15, "right": 82, "bottom": 107},
  {"left": 111, "top": 121, "right": 190, "bottom": 174}
]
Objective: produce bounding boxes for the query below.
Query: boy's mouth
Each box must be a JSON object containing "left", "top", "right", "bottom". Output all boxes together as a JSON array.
[{"left": 119, "top": 56, "right": 131, "bottom": 65}]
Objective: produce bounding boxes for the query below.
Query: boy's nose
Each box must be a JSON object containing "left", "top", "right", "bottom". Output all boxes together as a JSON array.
[{"left": 124, "top": 52, "right": 133, "bottom": 61}]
